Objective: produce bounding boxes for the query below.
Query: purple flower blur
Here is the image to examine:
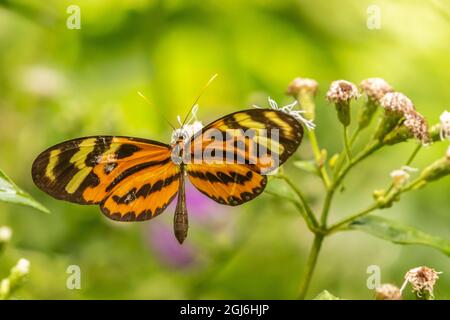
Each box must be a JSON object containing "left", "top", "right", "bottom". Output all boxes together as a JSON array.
[
  {"left": 147, "top": 221, "right": 196, "bottom": 268},
  {"left": 146, "top": 181, "right": 228, "bottom": 268}
]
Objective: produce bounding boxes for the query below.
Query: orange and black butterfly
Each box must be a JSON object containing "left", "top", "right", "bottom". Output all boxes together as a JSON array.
[{"left": 32, "top": 98, "right": 309, "bottom": 244}]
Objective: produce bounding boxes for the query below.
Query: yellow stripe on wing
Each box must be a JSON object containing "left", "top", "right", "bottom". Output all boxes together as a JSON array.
[
  {"left": 65, "top": 138, "right": 96, "bottom": 194},
  {"left": 233, "top": 113, "right": 267, "bottom": 129},
  {"left": 45, "top": 149, "right": 61, "bottom": 181}
]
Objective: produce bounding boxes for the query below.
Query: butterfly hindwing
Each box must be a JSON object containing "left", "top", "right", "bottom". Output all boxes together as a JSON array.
[
  {"left": 32, "top": 136, "right": 179, "bottom": 220},
  {"left": 186, "top": 163, "right": 267, "bottom": 206},
  {"left": 100, "top": 160, "right": 180, "bottom": 221}
]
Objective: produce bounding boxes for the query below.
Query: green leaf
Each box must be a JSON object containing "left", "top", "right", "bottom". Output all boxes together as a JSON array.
[
  {"left": 349, "top": 216, "right": 450, "bottom": 256},
  {"left": 313, "top": 290, "right": 340, "bottom": 300},
  {"left": 0, "top": 169, "right": 49, "bottom": 213},
  {"left": 293, "top": 160, "right": 318, "bottom": 175}
]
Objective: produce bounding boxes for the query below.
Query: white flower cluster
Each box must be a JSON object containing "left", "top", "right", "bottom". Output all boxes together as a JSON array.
[
  {"left": 390, "top": 166, "right": 417, "bottom": 188},
  {"left": 0, "top": 226, "right": 12, "bottom": 242}
]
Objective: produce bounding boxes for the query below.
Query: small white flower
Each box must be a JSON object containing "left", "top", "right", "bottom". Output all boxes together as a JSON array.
[
  {"left": 400, "top": 266, "right": 442, "bottom": 299},
  {"left": 0, "top": 226, "right": 12, "bottom": 242},
  {"left": 446, "top": 146, "right": 450, "bottom": 160},
  {"left": 19, "top": 65, "right": 66, "bottom": 97},
  {"left": 13, "top": 258, "right": 30, "bottom": 276},
  {"left": 254, "top": 97, "right": 316, "bottom": 130},
  {"left": 390, "top": 166, "right": 417, "bottom": 188},
  {"left": 171, "top": 105, "right": 203, "bottom": 144},
  {"left": 360, "top": 78, "right": 393, "bottom": 102},
  {"left": 439, "top": 110, "right": 450, "bottom": 141}
]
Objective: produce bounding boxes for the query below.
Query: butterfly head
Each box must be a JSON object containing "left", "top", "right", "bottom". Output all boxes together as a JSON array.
[{"left": 170, "top": 104, "right": 203, "bottom": 147}]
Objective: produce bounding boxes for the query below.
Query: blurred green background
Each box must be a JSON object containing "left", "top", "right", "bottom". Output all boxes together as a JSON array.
[{"left": 0, "top": 0, "right": 449, "bottom": 299}]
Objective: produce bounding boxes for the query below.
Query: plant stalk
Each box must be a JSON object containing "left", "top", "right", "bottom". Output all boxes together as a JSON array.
[
  {"left": 307, "top": 131, "right": 331, "bottom": 189},
  {"left": 298, "top": 234, "right": 324, "bottom": 299}
]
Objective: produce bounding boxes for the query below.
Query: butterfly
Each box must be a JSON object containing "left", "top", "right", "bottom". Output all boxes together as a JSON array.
[{"left": 32, "top": 98, "right": 309, "bottom": 244}]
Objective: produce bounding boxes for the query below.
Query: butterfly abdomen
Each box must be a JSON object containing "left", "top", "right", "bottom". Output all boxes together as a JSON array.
[{"left": 173, "top": 164, "right": 188, "bottom": 244}]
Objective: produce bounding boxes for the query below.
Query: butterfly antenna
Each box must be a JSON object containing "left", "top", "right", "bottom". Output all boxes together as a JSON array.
[
  {"left": 137, "top": 91, "right": 176, "bottom": 130},
  {"left": 181, "top": 74, "right": 218, "bottom": 126}
]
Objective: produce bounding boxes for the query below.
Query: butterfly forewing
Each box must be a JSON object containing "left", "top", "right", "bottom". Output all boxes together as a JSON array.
[
  {"left": 185, "top": 109, "right": 303, "bottom": 205},
  {"left": 32, "top": 136, "right": 179, "bottom": 221},
  {"left": 186, "top": 109, "right": 303, "bottom": 171}
]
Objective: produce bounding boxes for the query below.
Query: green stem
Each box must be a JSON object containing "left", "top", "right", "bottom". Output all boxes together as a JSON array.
[
  {"left": 332, "top": 128, "right": 361, "bottom": 176},
  {"left": 298, "top": 234, "right": 324, "bottom": 299},
  {"left": 327, "top": 203, "right": 379, "bottom": 233},
  {"left": 343, "top": 126, "right": 352, "bottom": 162},
  {"left": 335, "top": 141, "right": 382, "bottom": 186},
  {"left": 265, "top": 190, "right": 319, "bottom": 233},
  {"left": 327, "top": 176, "right": 424, "bottom": 233},
  {"left": 321, "top": 141, "right": 382, "bottom": 228},
  {"left": 278, "top": 175, "right": 320, "bottom": 229},
  {"left": 298, "top": 140, "right": 384, "bottom": 298},
  {"left": 406, "top": 144, "right": 422, "bottom": 166},
  {"left": 320, "top": 190, "right": 334, "bottom": 227},
  {"left": 350, "top": 127, "right": 361, "bottom": 145},
  {"left": 307, "top": 130, "right": 331, "bottom": 189}
]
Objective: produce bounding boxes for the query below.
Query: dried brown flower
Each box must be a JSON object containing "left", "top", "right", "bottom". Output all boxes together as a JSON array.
[
  {"left": 375, "top": 284, "right": 402, "bottom": 300},
  {"left": 287, "top": 77, "right": 318, "bottom": 97},
  {"left": 401, "top": 266, "right": 441, "bottom": 299}
]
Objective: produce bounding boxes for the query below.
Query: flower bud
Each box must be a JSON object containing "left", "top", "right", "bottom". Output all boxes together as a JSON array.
[
  {"left": 0, "top": 258, "right": 30, "bottom": 299},
  {"left": 287, "top": 77, "right": 318, "bottom": 120},
  {"left": 0, "top": 279, "right": 11, "bottom": 299},
  {"left": 429, "top": 124, "right": 441, "bottom": 142},
  {"left": 0, "top": 226, "right": 12, "bottom": 252},
  {"left": 372, "top": 189, "right": 386, "bottom": 202},
  {"left": 418, "top": 148, "right": 450, "bottom": 183},
  {"left": 0, "top": 226, "right": 12, "bottom": 243},
  {"left": 439, "top": 110, "right": 450, "bottom": 141},
  {"left": 383, "top": 110, "right": 430, "bottom": 145},
  {"left": 375, "top": 283, "right": 402, "bottom": 300},
  {"left": 9, "top": 258, "right": 30, "bottom": 285},
  {"left": 326, "top": 80, "right": 359, "bottom": 127}
]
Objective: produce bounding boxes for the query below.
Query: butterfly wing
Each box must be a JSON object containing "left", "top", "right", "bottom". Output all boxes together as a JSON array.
[
  {"left": 32, "top": 136, "right": 179, "bottom": 221},
  {"left": 185, "top": 109, "right": 303, "bottom": 205},
  {"left": 187, "top": 163, "right": 267, "bottom": 206}
]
